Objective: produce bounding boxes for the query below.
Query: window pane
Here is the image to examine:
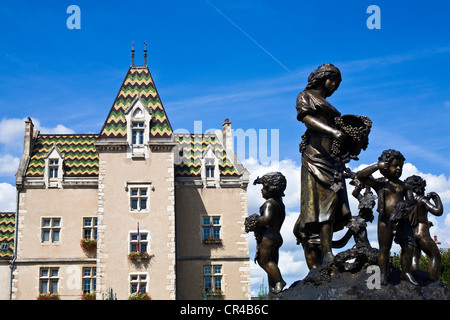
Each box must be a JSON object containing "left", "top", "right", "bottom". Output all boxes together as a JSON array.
[
  {"left": 51, "top": 269, "right": 59, "bottom": 277},
  {"left": 140, "top": 199, "right": 147, "bottom": 210},
  {"left": 140, "top": 189, "right": 147, "bottom": 196},
  {"left": 83, "top": 268, "right": 91, "bottom": 277},
  {"left": 139, "top": 283, "right": 147, "bottom": 293},
  {"left": 131, "top": 199, "right": 138, "bottom": 210},
  {"left": 212, "top": 217, "right": 220, "bottom": 225},
  {"left": 204, "top": 277, "right": 212, "bottom": 292},
  {"left": 141, "top": 244, "right": 147, "bottom": 253},
  {"left": 215, "top": 277, "right": 222, "bottom": 290},
  {"left": 131, "top": 189, "right": 138, "bottom": 196},
  {"left": 84, "top": 218, "right": 91, "bottom": 227},
  {"left": 83, "top": 279, "right": 91, "bottom": 292},
  {"left": 203, "top": 229, "right": 210, "bottom": 240},
  {"left": 131, "top": 244, "right": 137, "bottom": 252},
  {"left": 214, "top": 266, "right": 221, "bottom": 274},
  {"left": 53, "top": 219, "right": 60, "bottom": 227},
  {"left": 84, "top": 229, "right": 91, "bottom": 239},
  {"left": 138, "top": 132, "right": 144, "bottom": 145},
  {"left": 40, "top": 280, "right": 48, "bottom": 293},
  {"left": 50, "top": 280, "right": 58, "bottom": 293},
  {"left": 213, "top": 228, "right": 220, "bottom": 239},
  {"left": 41, "top": 269, "right": 48, "bottom": 277},
  {"left": 42, "top": 230, "right": 50, "bottom": 242},
  {"left": 43, "top": 219, "right": 51, "bottom": 227},
  {"left": 52, "top": 230, "right": 60, "bottom": 242},
  {"left": 130, "top": 283, "right": 138, "bottom": 294},
  {"left": 140, "top": 234, "right": 147, "bottom": 241},
  {"left": 204, "top": 266, "right": 211, "bottom": 275},
  {"left": 203, "top": 218, "right": 210, "bottom": 225}
]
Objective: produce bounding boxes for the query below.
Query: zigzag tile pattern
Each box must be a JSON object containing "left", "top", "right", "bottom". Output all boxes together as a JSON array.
[
  {"left": 0, "top": 213, "right": 15, "bottom": 258},
  {"left": 100, "top": 66, "right": 172, "bottom": 139},
  {"left": 175, "top": 134, "right": 239, "bottom": 178},
  {"left": 25, "top": 134, "right": 99, "bottom": 177}
]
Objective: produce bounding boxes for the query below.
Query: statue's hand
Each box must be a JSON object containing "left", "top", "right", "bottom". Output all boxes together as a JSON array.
[{"left": 332, "top": 129, "right": 345, "bottom": 143}]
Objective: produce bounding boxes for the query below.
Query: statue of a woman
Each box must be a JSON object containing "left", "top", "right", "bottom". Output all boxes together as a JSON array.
[{"left": 293, "top": 63, "right": 352, "bottom": 269}]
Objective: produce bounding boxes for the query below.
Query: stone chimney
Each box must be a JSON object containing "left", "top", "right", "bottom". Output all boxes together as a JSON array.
[
  {"left": 16, "top": 117, "right": 36, "bottom": 188},
  {"left": 23, "top": 117, "right": 34, "bottom": 156},
  {"left": 222, "top": 118, "right": 233, "bottom": 156}
]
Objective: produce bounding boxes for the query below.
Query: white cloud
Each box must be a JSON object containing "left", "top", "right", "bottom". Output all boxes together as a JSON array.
[
  {"left": 0, "top": 182, "right": 16, "bottom": 212},
  {"left": 0, "top": 154, "right": 20, "bottom": 175},
  {"left": 0, "top": 117, "right": 75, "bottom": 149}
]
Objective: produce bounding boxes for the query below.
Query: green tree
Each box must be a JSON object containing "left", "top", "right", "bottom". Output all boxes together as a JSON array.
[{"left": 391, "top": 250, "right": 450, "bottom": 285}]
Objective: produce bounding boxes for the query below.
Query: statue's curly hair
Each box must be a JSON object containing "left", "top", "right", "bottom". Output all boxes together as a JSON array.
[
  {"left": 378, "top": 149, "right": 405, "bottom": 164},
  {"left": 405, "top": 175, "right": 426, "bottom": 194},
  {"left": 253, "top": 171, "right": 287, "bottom": 198}
]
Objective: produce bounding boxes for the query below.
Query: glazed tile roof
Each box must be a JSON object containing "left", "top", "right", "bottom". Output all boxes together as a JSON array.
[
  {"left": 0, "top": 213, "right": 15, "bottom": 259},
  {"left": 100, "top": 66, "right": 173, "bottom": 140},
  {"left": 25, "top": 134, "right": 99, "bottom": 177},
  {"left": 175, "top": 134, "right": 239, "bottom": 178}
]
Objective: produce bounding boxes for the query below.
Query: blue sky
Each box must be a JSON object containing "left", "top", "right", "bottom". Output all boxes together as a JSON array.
[{"left": 1, "top": 1, "right": 450, "bottom": 296}]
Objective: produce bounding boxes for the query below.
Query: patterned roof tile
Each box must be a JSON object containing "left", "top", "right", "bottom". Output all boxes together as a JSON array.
[
  {"left": 0, "top": 213, "right": 15, "bottom": 259},
  {"left": 100, "top": 66, "right": 173, "bottom": 140},
  {"left": 175, "top": 134, "right": 239, "bottom": 178},
  {"left": 25, "top": 134, "right": 99, "bottom": 177}
]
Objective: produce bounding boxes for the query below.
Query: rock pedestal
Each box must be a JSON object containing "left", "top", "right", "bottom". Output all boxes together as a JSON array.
[{"left": 266, "top": 245, "right": 450, "bottom": 300}]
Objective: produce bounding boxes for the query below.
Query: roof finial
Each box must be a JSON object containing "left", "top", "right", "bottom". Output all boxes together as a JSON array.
[
  {"left": 131, "top": 41, "right": 135, "bottom": 67},
  {"left": 144, "top": 41, "right": 148, "bottom": 66}
]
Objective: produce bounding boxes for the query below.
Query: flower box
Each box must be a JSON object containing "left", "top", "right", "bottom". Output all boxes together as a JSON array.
[
  {"left": 81, "top": 292, "right": 96, "bottom": 300},
  {"left": 128, "top": 292, "right": 151, "bottom": 300},
  {"left": 80, "top": 238, "right": 97, "bottom": 252},
  {"left": 127, "top": 251, "right": 152, "bottom": 262},
  {"left": 203, "top": 238, "right": 222, "bottom": 245},
  {"left": 37, "top": 292, "right": 60, "bottom": 300}
]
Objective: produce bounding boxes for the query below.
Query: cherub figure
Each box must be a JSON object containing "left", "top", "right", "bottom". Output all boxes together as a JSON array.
[
  {"left": 245, "top": 172, "right": 287, "bottom": 294},
  {"left": 405, "top": 175, "right": 444, "bottom": 280},
  {"left": 355, "top": 149, "right": 418, "bottom": 285}
]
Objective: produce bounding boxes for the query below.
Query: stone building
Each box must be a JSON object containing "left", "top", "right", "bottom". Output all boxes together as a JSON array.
[{"left": 11, "top": 51, "right": 250, "bottom": 300}]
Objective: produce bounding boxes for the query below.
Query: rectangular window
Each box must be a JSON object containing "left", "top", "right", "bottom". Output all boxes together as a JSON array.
[
  {"left": 39, "top": 267, "right": 59, "bottom": 293},
  {"left": 41, "top": 218, "right": 61, "bottom": 243},
  {"left": 83, "top": 217, "right": 98, "bottom": 240},
  {"left": 203, "top": 265, "right": 222, "bottom": 295},
  {"left": 130, "top": 232, "right": 148, "bottom": 253},
  {"left": 82, "top": 267, "right": 97, "bottom": 293},
  {"left": 49, "top": 159, "right": 59, "bottom": 178},
  {"left": 130, "top": 187, "right": 148, "bottom": 212},
  {"left": 132, "top": 122, "right": 144, "bottom": 145},
  {"left": 206, "top": 166, "right": 215, "bottom": 178},
  {"left": 130, "top": 273, "right": 148, "bottom": 294},
  {"left": 202, "top": 216, "right": 221, "bottom": 240}
]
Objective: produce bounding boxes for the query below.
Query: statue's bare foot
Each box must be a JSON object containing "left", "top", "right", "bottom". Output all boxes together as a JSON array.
[
  {"left": 402, "top": 272, "right": 419, "bottom": 286},
  {"left": 321, "top": 252, "right": 335, "bottom": 266},
  {"left": 273, "top": 281, "right": 286, "bottom": 294}
]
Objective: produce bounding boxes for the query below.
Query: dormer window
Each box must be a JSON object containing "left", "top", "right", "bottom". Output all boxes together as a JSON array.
[
  {"left": 205, "top": 158, "right": 215, "bottom": 178},
  {"left": 132, "top": 122, "right": 144, "bottom": 145},
  {"left": 49, "top": 160, "right": 59, "bottom": 179},
  {"left": 44, "top": 145, "right": 64, "bottom": 188},
  {"left": 125, "top": 95, "right": 152, "bottom": 159},
  {"left": 201, "top": 144, "right": 220, "bottom": 187}
]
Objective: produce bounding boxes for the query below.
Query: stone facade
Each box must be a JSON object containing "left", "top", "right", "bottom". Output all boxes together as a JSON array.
[{"left": 10, "top": 60, "right": 249, "bottom": 300}]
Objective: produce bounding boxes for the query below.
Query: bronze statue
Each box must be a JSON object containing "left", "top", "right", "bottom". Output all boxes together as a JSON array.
[
  {"left": 293, "top": 63, "right": 354, "bottom": 269},
  {"left": 245, "top": 172, "right": 287, "bottom": 294},
  {"left": 355, "top": 149, "right": 418, "bottom": 286},
  {"left": 405, "top": 175, "right": 444, "bottom": 280}
]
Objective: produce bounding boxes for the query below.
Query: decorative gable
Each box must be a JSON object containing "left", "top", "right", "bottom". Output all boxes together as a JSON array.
[{"left": 100, "top": 66, "right": 173, "bottom": 140}]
